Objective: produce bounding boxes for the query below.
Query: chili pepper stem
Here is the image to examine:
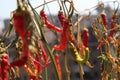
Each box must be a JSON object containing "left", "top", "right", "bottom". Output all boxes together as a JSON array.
[{"left": 64, "top": 52, "right": 70, "bottom": 80}]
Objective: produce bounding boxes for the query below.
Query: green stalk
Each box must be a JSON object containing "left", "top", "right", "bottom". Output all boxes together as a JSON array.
[
  {"left": 78, "top": 64, "right": 84, "bottom": 80},
  {"left": 27, "top": 1, "right": 60, "bottom": 80},
  {"left": 45, "top": 68, "right": 48, "bottom": 80},
  {"left": 64, "top": 52, "right": 70, "bottom": 80}
]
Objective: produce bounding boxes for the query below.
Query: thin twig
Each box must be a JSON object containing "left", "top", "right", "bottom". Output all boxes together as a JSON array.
[{"left": 34, "top": 0, "right": 56, "bottom": 9}]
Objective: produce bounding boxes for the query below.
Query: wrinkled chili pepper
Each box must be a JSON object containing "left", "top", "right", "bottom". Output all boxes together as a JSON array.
[
  {"left": 54, "top": 11, "right": 73, "bottom": 50},
  {"left": 100, "top": 11, "right": 108, "bottom": 29},
  {"left": 70, "top": 43, "right": 89, "bottom": 64},
  {"left": 1, "top": 54, "right": 9, "bottom": 80},
  {"left": 53, "top": 21, "right": 69, "bottom": 50},
  {"left": 109, "top": 14, "right": 117, "bottom": 37},
  {"left": 10, "top": 10, "right": 30, "bottom": 67},
  {"left": 40, "top": 10, "right": 63, "bottom": 33},
  {"left": 82, "top": 27, "right": 89, "bottom": 48},
  {"left": 54, "top": 54, "right": 62, "bottom": 80},
  {"left": 58, "top": 11, "right": 66, "bottom": 28}
]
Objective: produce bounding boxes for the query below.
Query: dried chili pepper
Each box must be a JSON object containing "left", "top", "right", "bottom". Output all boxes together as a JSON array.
[
  {"left": 40, "top": 10, "right": 63, "bottom": 33},
  {"left": 10, "top": 10, "right": 30, "bottom": 67},
  {"left": 58, "top": 11, "right": 66, "bottom": 28},
  {"left": 82, "top": 27, "right": 89, "bottom": 48},
  {"left": 0, "top": 54, "right": 9, "bottom": 80},
  {"left": 109, "top": 14, "right": 117, "bottom": 37},
  {"left": 100, "top": 11, "right": 108, "bottom": 29},
  {"left": 53, "top": 21, "right": 69, "bottom": 50},
  {"left": 54, "top": 54, "right": 62, "bottom": 80},
  {"left": 54, "top": 11, "right": 72, "bottom": 50}
]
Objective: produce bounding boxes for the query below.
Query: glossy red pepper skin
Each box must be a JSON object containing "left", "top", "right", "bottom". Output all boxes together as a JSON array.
[
  {"left": 55, "top": 54, "right": 62, "bottom": 80},
  {"left": 40, "top": 10, "right": 63, "bottom": 33},
  {"left": 82, "top": 27, "right": 89, "bottom": 48},
  {"left": 1, "top": 55, "right": 9, "bottom": 80}
]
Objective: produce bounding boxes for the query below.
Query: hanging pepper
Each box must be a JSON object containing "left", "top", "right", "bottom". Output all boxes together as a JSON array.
[
  {"left": 69, "top": 43, "right": 89, "bottom": 64},
  {"left": 53, "top": 21, "right": 69, "bottom": 50},
  {"left": 100, "top": 11, "right": 108, "bottom": 29},
  {"left": 58, "top": 11, "right": 66, "bottom": 28},
  {"left": 109, "top": 14, "right": 117, "bottom": 37},
  {"left": 0, "top": 54, "right": 9, "bottom": 80},
  {"left": 54, "top": 54, "right": 62, "bottom": 80},
  {"left": 82, "top": 27, "right": 89, "bottom": 48},
  {"left": 54, "top": 11, "right": 73, "bottom": 50},
  {"left": 40, "top": 10, "right": 63, "bottom": 33},
  {"left": 10, "top": 9, "right": 30, "bottom": 67}
]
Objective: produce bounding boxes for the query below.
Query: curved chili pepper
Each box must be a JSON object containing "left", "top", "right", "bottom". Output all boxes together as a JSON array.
[
  {"left": 55, "top": 54, "right": 62, "bottom": 80},
  {"left": 53, "top": 21, "right": 69, "bottom": 50},
  {"left": 40, "top": 10, "right": 63, "bottom": 33},
  {"left": 69, "top": 43, "right": 89, "bottom": 64},
  {"left": 100, "top": 11, "right": 108, "bottom": 29},
  {"left": 82, "top": 27, "right": 89, "bottom": 48},
  {"left": 10, "top": 10, "right": 30, "bottom": 67},
  {"left": 1, "top": 54, "right": 9, "bottom": 80}
]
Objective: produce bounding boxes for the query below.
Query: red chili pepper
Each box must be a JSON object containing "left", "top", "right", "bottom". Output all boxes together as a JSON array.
[
  {"left": 40, "top": 10, "right": 63, "bottom": 33},
  {"left": 38, "top": 41, "right": 48, "bottom": 63},
  {"left": 58, "top": 11, "right": 66, "bottom": 28},
  {"left": 10, "top": 10, "right": 30, "bottom": 67},
  {"left": 82, "top": 27, "right": 89, "bottom": 48},
  {"left": 54, "top": 54, "right": 62, "bottom": 80},
  {"left": 13, "top": 11, "right": 26, "bottom": 43},
  {"left": 109, "top": 14, "right": 117, "bottom": 37},
  {"left": 101, "top": 12, "right": 108, "bottom": 29},
  {"left": 1, "top": 55, "right": 9, "bottom": 80},
  {"left": 97, "top": 41, "right": 104, "bottom": 50},
  {"left": 53, "top": 21, "right": 69, "bottom": 50}
]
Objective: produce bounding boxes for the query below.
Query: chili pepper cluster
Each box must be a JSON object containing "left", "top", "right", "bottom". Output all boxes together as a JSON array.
[
  {"left": 0, "top": 0, "right": 120, "bottom": 80},
  {"left": 92, "top": 9, "right": 120, "bottom": 80}
]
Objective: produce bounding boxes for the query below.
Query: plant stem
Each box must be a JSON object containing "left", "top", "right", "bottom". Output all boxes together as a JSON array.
[
  {"left": 78, "top": 64, "right": 84, "bottom": 80},
  {"left": 64, "top": 52, "right": 70, "bottom": 80},
  {"left": 27, "top": 1, "right": 60, "bottom": 80},
  {"left": 45, "top": 68, "right": 48, "bottom": 80}
]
